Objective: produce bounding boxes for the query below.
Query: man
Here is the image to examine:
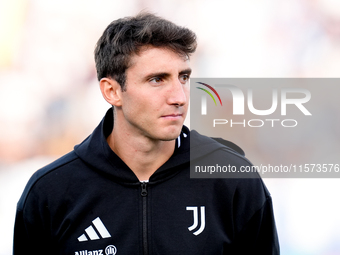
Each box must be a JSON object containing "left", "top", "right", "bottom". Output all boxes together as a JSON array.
[{"left": 14, "top": 13, "right": 279, "bottom": 254}]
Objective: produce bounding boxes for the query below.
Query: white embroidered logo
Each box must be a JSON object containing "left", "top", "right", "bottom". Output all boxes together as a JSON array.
[
  {"left": 77, "top": 217, "right": 111, "bottom": 242},
  {"left": 186, "top": 206, "right": 206, "bottom": 235},
  {"left": 74, "top": 245, "right": 117, "bottom": 255},
  {"left": 105, "top": 245, "right": 117, "bottom": 255}
]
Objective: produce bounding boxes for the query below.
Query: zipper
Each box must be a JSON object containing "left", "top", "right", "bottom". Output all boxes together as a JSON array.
[{"left": 141, "top": 182, "right": 148, "bottom": 255}]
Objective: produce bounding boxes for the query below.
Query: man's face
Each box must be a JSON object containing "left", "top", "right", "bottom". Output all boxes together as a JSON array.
[{"left": 118, "top": 46, "right": 191, "bottom": 141}]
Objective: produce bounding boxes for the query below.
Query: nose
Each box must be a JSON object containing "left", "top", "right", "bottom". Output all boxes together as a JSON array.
[{"left": 167, "top": 79, "right": 188, "bottom": 106}]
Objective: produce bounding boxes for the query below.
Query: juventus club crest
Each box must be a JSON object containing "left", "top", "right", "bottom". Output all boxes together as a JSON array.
[{"left": 186, "top": 206, "right": 206, "bottom": 235}]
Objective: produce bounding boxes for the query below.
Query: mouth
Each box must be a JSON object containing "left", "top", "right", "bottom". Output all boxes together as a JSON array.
[{"left": 161, "top": 113, "right": 183, "bottom": 120}]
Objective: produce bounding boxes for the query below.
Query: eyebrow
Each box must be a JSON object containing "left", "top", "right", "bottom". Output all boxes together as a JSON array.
[
  {"left": 144, "top": 72, "right": 170, "bottom": 81},
  {"left": 144, "top": 68, "right": 192, "bottom": 81},
  {"left": 179, "top": 68, "right": 192, "bottom": 76}
]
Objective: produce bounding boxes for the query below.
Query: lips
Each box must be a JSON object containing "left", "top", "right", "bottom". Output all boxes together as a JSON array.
[
  {"left": 161, "top": 113, "right": 183, "bottom": 117},
  {"left": 161, "top": 113, "right": 183, "bottom": 120}
]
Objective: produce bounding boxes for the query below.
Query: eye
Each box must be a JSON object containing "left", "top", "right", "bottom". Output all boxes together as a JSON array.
[
  {"left": 179, "top": 74, "right": 190, "bottom": 84},
  {"left": 149, "top": 77, "right": 163, "bottom": 84}
]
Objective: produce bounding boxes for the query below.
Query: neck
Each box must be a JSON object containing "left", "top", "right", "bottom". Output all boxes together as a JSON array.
[{"left": 106, "top": 124, "right": 177, "bottom": 181}]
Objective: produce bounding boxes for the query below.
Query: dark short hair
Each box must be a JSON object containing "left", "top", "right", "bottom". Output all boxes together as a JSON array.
[{"left": 94, "top": 12, "right": 197, "bottom": 90}]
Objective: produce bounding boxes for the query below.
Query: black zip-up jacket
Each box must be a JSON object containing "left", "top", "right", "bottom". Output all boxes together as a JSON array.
[{"left": 14, "top": 109, "right": 279, "bottom": 255}]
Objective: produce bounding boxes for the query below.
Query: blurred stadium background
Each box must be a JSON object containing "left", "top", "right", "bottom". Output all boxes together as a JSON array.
[{"left": 1, "top": 0, "right": 340, "bottom": 254}]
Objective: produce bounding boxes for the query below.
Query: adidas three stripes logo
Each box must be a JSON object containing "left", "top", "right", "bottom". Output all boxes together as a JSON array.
[{"left": 78, "top": 217, "right": 111, "bottom": 242}]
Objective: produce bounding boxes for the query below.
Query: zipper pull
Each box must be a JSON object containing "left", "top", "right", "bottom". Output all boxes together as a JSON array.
[{"left": 141, "top": 182, "right": 148, "bottom": 197}]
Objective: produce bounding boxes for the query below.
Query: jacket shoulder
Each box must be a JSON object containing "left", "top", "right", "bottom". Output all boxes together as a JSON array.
[
  {"left": 190, "top": 130, "right": 259, "bottom": 178},
  {"left": 190, "top": 129, "right": 248, "bottom": 160},
  {"left": 17, "top": 151, "right": 78, "bottom": 210},
  {"left": 210, "top": 137, "right": 245, "bottom": 156}
]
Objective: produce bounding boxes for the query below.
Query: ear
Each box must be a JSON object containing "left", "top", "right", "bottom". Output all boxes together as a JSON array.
[{"left": 99, "top": 78, "right": 123, "bottom": 107}]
